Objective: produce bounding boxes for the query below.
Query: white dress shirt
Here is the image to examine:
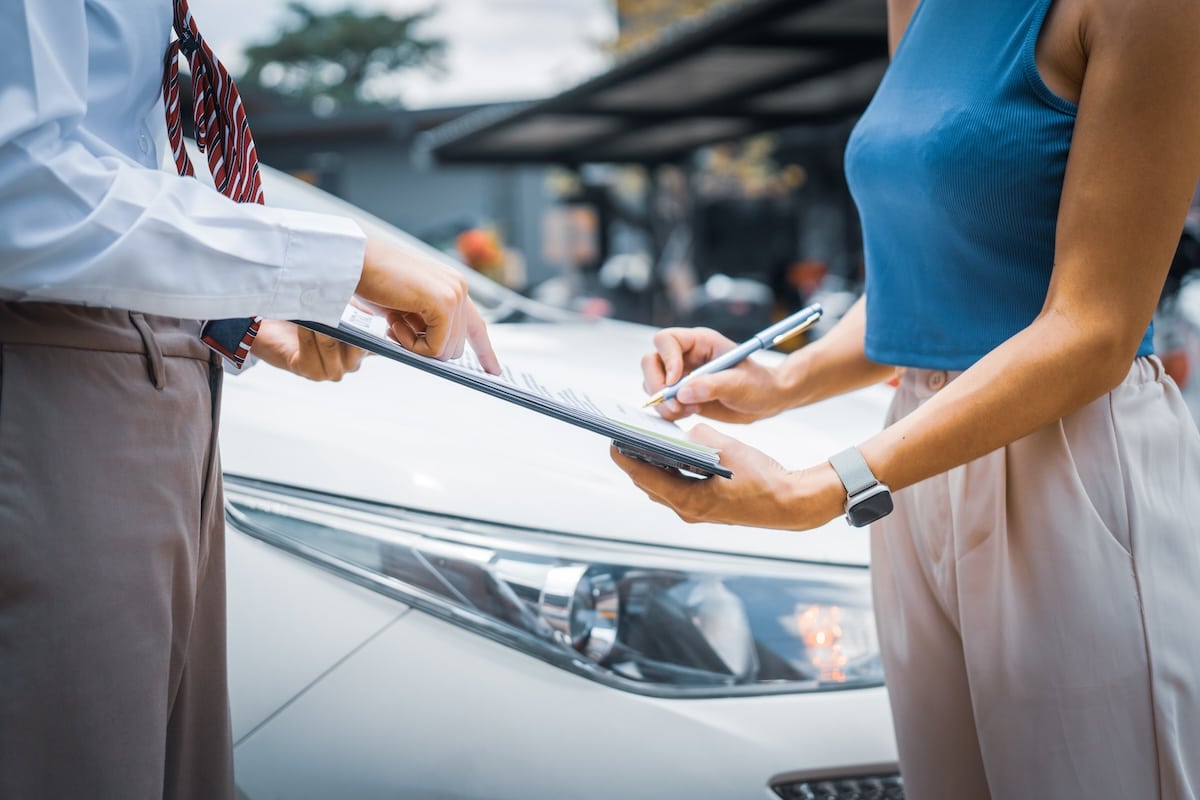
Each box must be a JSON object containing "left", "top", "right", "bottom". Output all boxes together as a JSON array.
[{"left": 0, "top": 0, "right": 365, "bottom": 325}]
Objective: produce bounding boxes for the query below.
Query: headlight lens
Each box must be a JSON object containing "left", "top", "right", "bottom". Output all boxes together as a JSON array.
[{"left": 225, "top": 476, "right": 883, "bottom": 697}]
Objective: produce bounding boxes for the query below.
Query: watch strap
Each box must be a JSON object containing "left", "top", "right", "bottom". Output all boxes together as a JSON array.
[{"left": 829, "top": 447, "right": 878, "bottom": 496}]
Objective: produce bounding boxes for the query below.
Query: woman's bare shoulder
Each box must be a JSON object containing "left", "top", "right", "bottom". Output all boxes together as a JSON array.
[
  {"left": 885, "top": 0, "right": 922, "bottom": 56},
  {"left": 1082, "top": 0, "right": 1200, "bottom": 56}
]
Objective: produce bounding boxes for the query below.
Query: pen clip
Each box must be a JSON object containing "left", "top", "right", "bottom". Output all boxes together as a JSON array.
[{"left": 770, "top": 314, "right": 818, "bottom": 347}]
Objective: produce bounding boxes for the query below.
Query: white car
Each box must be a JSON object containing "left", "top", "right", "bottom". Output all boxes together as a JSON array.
[{"left": 222, "top": 166, "right": 903, "bottom": 800}]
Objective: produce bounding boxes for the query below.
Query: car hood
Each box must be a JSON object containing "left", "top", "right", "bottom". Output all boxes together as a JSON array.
[{"left": 219, "top": 319, "right": 891, "bottom": 566}]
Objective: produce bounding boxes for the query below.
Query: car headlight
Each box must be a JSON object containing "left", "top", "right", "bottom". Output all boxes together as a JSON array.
[{"left": 225, "top": 476, "right": 883, "bottom": 698}]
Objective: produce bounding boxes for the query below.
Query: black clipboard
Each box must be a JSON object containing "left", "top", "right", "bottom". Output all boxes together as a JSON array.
[{"left": 294, "top": 317, "right": 733, "bottom": 480}]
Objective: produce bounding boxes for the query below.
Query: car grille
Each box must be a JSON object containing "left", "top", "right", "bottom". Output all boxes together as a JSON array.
[{"left": 772, "top": 774, "right": 904, "bottom": 800}]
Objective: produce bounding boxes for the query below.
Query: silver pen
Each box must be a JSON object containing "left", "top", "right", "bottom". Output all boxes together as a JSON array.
[{"left": 643, "top": 303, "right": 824, "bottom": 408}]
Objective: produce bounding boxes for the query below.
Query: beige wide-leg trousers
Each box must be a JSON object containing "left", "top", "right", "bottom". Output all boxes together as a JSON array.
[
  {"left": 0, "top": 303, "right": 234, "bottom": 799},
  {"left": 872, "top": 357, "right": 1200, "bottom": 799}
]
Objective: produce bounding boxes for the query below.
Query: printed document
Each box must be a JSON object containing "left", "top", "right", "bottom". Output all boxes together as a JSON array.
[{"left": 295, "top": 306, "right": 729, "bottom": 478}]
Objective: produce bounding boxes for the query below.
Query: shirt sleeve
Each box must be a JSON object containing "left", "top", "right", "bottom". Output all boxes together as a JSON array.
[{"left": 0, "top": 1, "right": 366, "bottom": 326}]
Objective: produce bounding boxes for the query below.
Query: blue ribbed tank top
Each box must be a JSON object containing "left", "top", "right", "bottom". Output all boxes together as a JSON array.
[{"left": 844, "top": 0, "right": 1155, "bottom": 369}]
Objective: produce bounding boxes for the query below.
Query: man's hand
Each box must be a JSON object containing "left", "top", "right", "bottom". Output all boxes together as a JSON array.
[
  {"left": 254, "top": 237, "right": 501, "bottom": 382},
  {"left": 643, "top": 327, "right": 788, "bottom": 423},
  {"left": 252, "top": 319, "right": 366, "bottom": 381},
  {"left": 356, "top": 237, "right": 501, "bottom": 374}
]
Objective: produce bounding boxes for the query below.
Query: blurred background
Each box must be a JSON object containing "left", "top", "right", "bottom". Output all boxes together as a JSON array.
[{"left": 191, "top": 0, "right": 1200, "bottom": 401}]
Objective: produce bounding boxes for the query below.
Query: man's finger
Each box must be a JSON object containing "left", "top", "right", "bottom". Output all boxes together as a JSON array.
[
  {"left": 465, "top": 304, "right": 502, "bottom": 374},
  {"left": 409, "top": 302, "right": 452, "bottom": 359},
  {"left": 386, "top": 310, "right": 428, "bottom": 336},
  {"left": 316, "top": 330, "right": 341, "bottom": 352},
  {"left": 334, "top": 342, "right": 364, "bottom": 376},
  {"left": 448, "top": 318, "right": 467, "bottom": 361},
  {"left": 341, "top": 343, "right": 367, "bottom": 373},
  {"left": 305, "top": 327, "right": 337, "bottom": 378},
  {"left": 316, "top": 329, "right": 354, "bottom": 379},
  {"left": 290, "top": 328, "right": 323, "bottom": 380},
  {"left": 443, "top": 306, "right": 470, "bottom": 361},
  {"left": 388, "top": 318, "right": 423, "bottom": 351}
]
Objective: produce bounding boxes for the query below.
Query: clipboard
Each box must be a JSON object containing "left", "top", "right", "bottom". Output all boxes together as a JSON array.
[{"left": 294, "top": 308, "right": 732, "bottom": 479}]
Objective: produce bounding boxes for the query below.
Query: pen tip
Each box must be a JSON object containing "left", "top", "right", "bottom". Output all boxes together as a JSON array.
[{"left": 643, "top": 393, "right": 665, "bottom": 408}]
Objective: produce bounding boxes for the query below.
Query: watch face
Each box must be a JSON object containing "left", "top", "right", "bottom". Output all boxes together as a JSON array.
[{"left": 846, "top": 486, "right": 894, "bottom": 527}]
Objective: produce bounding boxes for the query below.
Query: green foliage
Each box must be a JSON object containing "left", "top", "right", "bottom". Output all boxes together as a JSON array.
[{"left": 241, "top": 2, "right": 445, "bottom": 110}]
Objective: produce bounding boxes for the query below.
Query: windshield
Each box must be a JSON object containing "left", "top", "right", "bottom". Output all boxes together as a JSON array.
[{"left": 257, "top": 163, "right": 580, "bottom": 325}]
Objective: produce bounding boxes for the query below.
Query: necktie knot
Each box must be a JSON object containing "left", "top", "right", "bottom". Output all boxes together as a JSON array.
[{"left": 178, "top": 29, "right": 201, "bottom": 57}]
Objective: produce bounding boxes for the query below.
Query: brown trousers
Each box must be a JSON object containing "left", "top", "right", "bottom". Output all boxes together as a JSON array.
[
  {"left": 0, "top": 303, "right": 234, "bottom": 799},
  {"left": 873, "top": 358, "right": 1200, "bottom": 799}
]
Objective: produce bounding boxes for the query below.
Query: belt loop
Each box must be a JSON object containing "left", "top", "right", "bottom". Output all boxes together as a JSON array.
[
  {"left": 129, "top": 312, "right": 166, "bottom": 390},
  {"left": 208, "top": 351, "right": 223, "bottom": 424}
]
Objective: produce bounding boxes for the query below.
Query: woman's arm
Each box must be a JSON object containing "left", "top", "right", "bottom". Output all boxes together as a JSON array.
[
  {"left": 861, "top": 0, "right": 1200, "bottom": 494},
  {"left": 776, "top": 296, "right": 897, "bottom": 407},
  {"left": 613, "top": 0, "right": 1200, "bottom": 530}
]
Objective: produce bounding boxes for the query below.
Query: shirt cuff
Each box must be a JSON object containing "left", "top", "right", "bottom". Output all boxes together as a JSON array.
[
  {"left": 223, "top": 351, "right": 259, "bottom": 375},
  {"left": 259, "top": 207, "right": 367, "bottom": 325}
]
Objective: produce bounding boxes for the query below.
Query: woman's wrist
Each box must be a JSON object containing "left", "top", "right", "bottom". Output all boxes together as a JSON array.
[
  {"left": 775, "top": 345, "right": 820, "bottom": 410},
  {"left": 779, "top": 461, "right": 848, "bottom": 530}
]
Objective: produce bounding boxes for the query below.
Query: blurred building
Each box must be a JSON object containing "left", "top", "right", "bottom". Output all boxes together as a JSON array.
[
  {"left": 615, "top": 0, "right": 727, "bottom": 51},
  {"left": 424, "top": 0, "right": 887, "bottom": 335}
]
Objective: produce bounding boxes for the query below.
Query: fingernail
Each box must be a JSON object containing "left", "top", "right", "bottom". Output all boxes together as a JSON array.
[{"left": 677, "top": 385, "right": 703, "bottom": 403}]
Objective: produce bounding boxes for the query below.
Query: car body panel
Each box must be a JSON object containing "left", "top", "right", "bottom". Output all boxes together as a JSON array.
[{"left": 226, "top": 527, "right": 409, "bottom": 742}]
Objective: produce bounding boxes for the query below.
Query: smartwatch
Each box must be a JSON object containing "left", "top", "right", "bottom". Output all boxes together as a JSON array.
[{"left": 828, "top": 447, "right": 893, "bottom": 527}]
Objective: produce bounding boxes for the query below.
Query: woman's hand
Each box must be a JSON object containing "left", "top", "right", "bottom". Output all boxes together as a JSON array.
[
  {"left": 643, "top": 327, "right": 790, "bottom": 423},
  {"left": 252, "top": 320, "right": 366, "bottom": 381},
  {"left": 610, "top": 424, "right": 846, "bottom": 531},
  {"left": 355, "top": 237, "right": 501, "bottom": 374}
]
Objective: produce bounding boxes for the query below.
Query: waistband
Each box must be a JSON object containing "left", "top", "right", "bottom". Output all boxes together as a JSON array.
[
  {"left": 899, "top": 355, "right": 1165, "bottom": 401},
  {"left": 0, "top": 302, "right": 209, "bottom": 361}
]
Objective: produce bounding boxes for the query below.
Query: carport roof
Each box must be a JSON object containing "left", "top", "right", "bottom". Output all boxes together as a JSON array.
[{"left": 422, "top": 0, "right": 888, "bottom": 166}]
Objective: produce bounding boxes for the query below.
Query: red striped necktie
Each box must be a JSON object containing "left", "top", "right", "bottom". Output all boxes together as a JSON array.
[{"left": 162, "top": 0, "right": 263, "bottom": 368}]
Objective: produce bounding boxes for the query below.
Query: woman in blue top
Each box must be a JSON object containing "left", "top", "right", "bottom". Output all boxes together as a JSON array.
[{"left": 613, "top": 0, "right": 1200, "bottom": 796}]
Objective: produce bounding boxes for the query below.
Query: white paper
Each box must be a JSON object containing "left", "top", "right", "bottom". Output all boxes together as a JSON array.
[{"left": 341, "top": 305, "right": 715, "bottom": 454}]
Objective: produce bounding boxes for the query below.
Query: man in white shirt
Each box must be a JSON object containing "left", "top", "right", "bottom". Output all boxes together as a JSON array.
[{"left": 0, "top": 2, "right": 499, "bottom": 797}]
